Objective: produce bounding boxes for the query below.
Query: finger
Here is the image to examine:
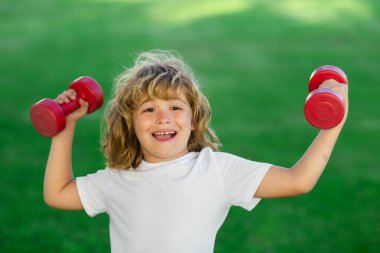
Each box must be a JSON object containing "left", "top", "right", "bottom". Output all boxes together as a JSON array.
[
  {"left": 68, "top": 89, "right": 77, "bottom": 96},
  {"left": 56, "top": 94, "right": 70, "bottom": 104},
  {"left": 319, "top": 79, "right": 349, "bottom": 90},
  {"left": 319, "top": 79, "right": 339, "bottom": 88},
  {"left": 63, "top": 90, "right": 77, "bottom": 100},
  {"left": 56, "top": 97, "right": 64, "bottom": 104},
  {"left": 79, "top": 98, "right": 89, "bottom": 107}
]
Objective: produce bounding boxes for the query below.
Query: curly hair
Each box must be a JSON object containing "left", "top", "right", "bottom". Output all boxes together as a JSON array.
[{"left": 101, "top": 50, "right": 220, "bottom": 169}]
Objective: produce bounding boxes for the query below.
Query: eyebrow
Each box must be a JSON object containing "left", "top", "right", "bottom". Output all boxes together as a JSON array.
[{"left": 139, "top": 97, "right": 188, "bottom": 106}]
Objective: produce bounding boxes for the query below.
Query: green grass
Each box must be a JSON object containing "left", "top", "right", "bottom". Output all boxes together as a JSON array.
[{"left": 1, "top": 0, "right": 379, "bottom": 252}]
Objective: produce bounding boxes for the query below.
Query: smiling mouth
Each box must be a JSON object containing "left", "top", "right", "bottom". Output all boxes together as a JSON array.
[{"left": 152, "top": 131, "right": 177, "bottom": 141}]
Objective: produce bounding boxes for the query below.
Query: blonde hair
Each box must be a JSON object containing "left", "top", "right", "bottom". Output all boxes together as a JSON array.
[{"left": 101, "top": 50, "right": 221, "bottom": 169}]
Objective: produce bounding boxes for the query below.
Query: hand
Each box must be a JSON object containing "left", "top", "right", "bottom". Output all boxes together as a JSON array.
[
  {"left": 319, "top": 79, "right": 349, "bottom": 125},
  {"left": 55, "top": 89, "right": 89, "bottom": 124}
]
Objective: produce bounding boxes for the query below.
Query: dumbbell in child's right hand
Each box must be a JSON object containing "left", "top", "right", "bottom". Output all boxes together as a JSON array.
[{"left": 30, "top": 76, "right": 104, "bottom": 137}]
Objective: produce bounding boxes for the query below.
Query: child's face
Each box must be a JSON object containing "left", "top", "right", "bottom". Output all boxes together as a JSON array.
[{"left": 132, "top": 92, "right": 194, "bottom": 163}]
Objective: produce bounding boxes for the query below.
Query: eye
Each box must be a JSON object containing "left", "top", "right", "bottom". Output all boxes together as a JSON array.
[
  {"left": 143, "top": 107, "right": 155, "bottom": 113},
  {"left": 171, "top": 106, "right": 182, "bottom": 111}
]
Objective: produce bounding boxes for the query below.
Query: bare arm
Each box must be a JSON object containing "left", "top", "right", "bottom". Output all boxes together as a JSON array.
[
  {"left": 255, "top": 80, "right": 349, "bottom": 198},
  {"left": 43, "top": 90, "right": 88, "bottom": 209}
]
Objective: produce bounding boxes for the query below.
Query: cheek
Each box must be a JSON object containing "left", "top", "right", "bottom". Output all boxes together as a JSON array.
[
  {"left": 181, "top": 112, "right": 194, "bottom": 130},
  {"left": 132, "top": 115, "right": 145, "bottom": 137}
]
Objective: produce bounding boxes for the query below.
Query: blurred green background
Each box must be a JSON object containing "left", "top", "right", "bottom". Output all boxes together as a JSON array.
[{"left": 1, "top": 0, "right": 379, "bottom": 252}]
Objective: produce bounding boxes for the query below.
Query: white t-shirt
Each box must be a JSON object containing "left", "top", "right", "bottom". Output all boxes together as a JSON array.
[{"left": 76, "top": 147, "right": 271, "bottom": 253}]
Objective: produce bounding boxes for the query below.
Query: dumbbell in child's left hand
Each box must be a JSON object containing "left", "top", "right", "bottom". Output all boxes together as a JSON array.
[{"left": 304, "top": 65, "right": 349, "bottom": 129}]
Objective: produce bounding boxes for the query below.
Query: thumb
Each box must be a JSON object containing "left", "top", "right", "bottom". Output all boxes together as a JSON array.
[
  {"left": 78, "top": 99, "right": 89, "bottom": 112},
  {"left": 79, "top": 98, "right": 89, "bottom": 106}
]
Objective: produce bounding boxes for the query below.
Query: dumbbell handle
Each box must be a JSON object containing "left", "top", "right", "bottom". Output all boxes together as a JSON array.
[{"left": 59, "top": 96, "right": 81, "bottom": 115}]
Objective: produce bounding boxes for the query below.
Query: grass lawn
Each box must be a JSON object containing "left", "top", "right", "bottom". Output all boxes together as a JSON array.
[{"left": 1, "top": 0, "right": 379, "bottom": 252}]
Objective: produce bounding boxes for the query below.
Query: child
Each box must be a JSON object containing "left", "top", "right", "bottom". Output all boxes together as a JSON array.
[{"left": 44, "top": 50, "right": 349, "bottom": 252}]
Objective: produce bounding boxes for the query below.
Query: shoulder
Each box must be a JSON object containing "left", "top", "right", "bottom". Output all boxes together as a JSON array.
[
  {"left": 201, "top": 148, "right": 271, "bottom": 173},
  {"left": 79, "top": 167, "right": 122, "bottom": 186},
  {"left": 88, "top": 167, "right": 117, "bottom": 178}
]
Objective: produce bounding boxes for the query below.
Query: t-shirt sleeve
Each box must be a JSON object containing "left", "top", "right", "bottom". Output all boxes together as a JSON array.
[
  {"left": 76, "top": 168, "right": 110, "bottom": 217},
  {"left": 215, "top": 152, "right": 271, "bottom": 211}
]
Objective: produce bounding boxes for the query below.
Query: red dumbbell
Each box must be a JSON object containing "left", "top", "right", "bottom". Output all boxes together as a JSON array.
[
  {"left": 304, "top": 65, "right": 348, "bottom": 129},
  {"left": 30, "top": 76, "right": 104, "bottom": 137}
]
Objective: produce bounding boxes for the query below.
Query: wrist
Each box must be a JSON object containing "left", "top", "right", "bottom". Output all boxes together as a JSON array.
[
  {"left": 65, "top": 120, "right": 78, "bottom": 129},
  {"left": 52, "top": 121, "right": 77, "bottom": 140}
]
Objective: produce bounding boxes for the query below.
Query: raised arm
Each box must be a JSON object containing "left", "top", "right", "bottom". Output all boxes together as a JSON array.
[
  {"left": 255, "top": 80, "right": 349, "bottom": 198},
  {"left": 43, "top": 90, "right": 88, "bottom": 209}
]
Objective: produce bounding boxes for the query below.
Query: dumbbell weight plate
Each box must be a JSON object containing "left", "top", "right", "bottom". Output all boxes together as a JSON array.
[
  {"left": 30, "top": 98, "right": 66, "bottom": 137},
  {"left": 304, "top": 88, "right": 345, "bottom": 129},
  {"left": 309, "top": 65, "right": 348, "bottom": 92},
  {"left": 69, "top": 76, "right": 104, "bottom": 114}
]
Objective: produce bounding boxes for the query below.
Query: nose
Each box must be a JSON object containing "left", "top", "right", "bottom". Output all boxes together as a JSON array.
[{"left": 156, "top": 109, "right": 171, "bottom": 125}]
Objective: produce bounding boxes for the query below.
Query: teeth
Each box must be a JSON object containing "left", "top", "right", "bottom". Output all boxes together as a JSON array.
[{"left": 153, "top": 131, "right": 176, "bottom": 136}]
